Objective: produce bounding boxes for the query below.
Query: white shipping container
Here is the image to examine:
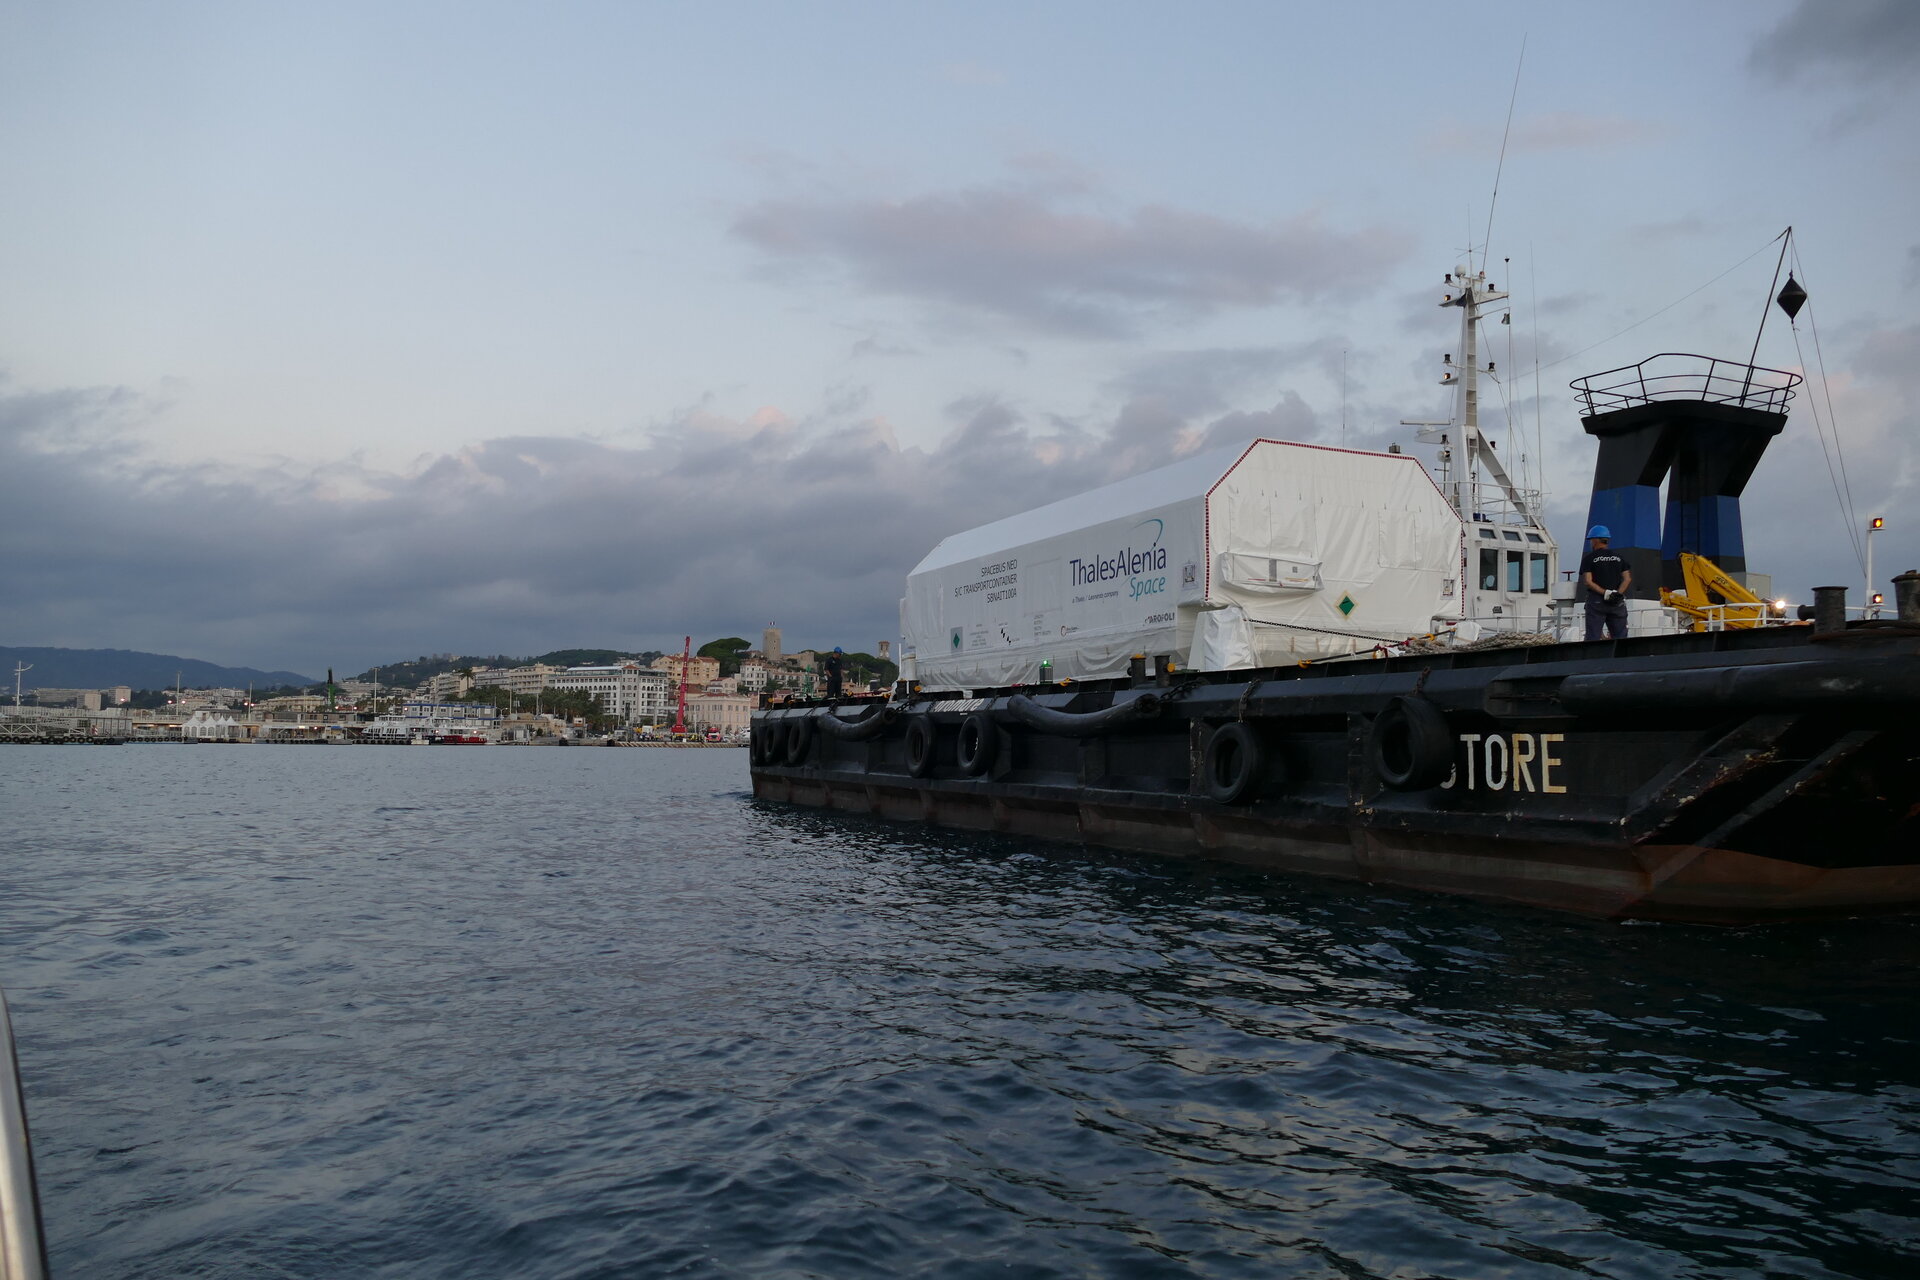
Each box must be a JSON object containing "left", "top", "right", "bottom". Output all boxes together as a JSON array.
[{"left": 902, "top": 439, "right": 1464, "bottom": 689}]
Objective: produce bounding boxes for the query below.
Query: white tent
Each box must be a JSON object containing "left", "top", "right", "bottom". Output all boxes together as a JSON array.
[
  {"left": 180, "top": 710, "right": 243, "bottom": 741},
  {"left": 902, "top": 439, "right": 1463, "bottom": 688}
]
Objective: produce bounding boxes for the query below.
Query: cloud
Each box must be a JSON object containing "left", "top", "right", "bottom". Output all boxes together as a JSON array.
[
  {"left": 1112, "top": 341, "right": 1346, "bottom": 417},
  {"left": 1751, "top": 0, "right": 1920, "bottom": 83},
  {"left": 939, "top": 61, "right": 1004, "bottom": 88},
  {"left": 1002, "top": 150, "right": 1101, "bottom": 197},
  {"left": 0, "top": 368, "right": 1345, "bottom": 675},
  {"left": 848, "top": 335, "right": 921, "bottom": 360},
  {"left": 1194, "top": 391, "right": 1319, "bottom": 454},
  {"left": 1427, "top": 112, "right": 1663, "bottom": 154},
  {"left": 1536, "top": 292, "right": 1597, "bottom": 319},
  {"left": 1813, "top": 324, "right": 1920, "bottom": 518},
  {"left": 733, "top": 182, "right": 1412, "bottom": 338},
  {"left": 1627, "top": 217, "right": 1710, "bottom": 241},
  {"left": 12, "top": 321, "right": 1909, "bottom": 677}
]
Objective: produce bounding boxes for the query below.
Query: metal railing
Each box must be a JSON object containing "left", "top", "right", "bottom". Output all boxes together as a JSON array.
[
  {"left": 0, "top": 987, "right": 47, "bottom": 1280},
  {"left": 1686, "top": 602, "right": 1784, "bottom": 631},
  {"left": 1464, "top": 490, "right": 1548, "bottom": 526},
  {"left": 1571, "top": 353, "right": 1802, "bottom": 417}
]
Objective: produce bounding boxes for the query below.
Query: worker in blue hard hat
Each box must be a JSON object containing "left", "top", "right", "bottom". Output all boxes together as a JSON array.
[{"left": 1579, "top": 526, "right": 1632, "bottom": 641}]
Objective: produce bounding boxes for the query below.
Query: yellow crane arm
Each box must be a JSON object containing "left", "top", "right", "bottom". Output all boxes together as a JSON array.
[{"left": 1660, "top": 551, "right": 1767, "bottom": 630}]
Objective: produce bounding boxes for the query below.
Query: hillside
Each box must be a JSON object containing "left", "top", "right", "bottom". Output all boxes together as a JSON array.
[
  {"left": 345, "top": 655, "right": 528, "bottom": 687},
  {"left": 0, "top": 646, "right": 317, "bottom": 692},
  {"left": 532, "top": 648, "right": 663, "bottom": 667},
  {"left": 346, "top": 650, "right": 668, "bottom": 687}
]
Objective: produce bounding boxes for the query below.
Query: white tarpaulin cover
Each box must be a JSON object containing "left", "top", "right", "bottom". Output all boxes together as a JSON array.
[
  {"left": 1188, "top": 605, "right": 1257, "bottom": 673},
  {"left": 902, "top": 439, "right": 1464, "bottom": 688}
]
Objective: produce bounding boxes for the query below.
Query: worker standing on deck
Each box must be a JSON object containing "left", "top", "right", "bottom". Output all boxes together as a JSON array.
[
  {"left": 824, "top": 647, "right": 845, "bottom": 699},
  {"left": 1579, "top": 526, "right": 1632, "bottom": 640}
]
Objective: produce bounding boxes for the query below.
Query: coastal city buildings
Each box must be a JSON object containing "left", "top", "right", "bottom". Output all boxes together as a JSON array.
[
  {"left": 549, "top": 662, "right": 673, "bottom": 727},
  {"left": 25, "top": 688, "right": 106, "bottom": 710},
  {"left": 7, "top": 631, "right": 889, "bottom": 743},
  {"left": 470, "top": 663, "right": 560, "bottom": 698},
  {"left": 365, "top": 701, "right": 503, "bottom": 741},
  {"left": 255, "top": 695, "right": 333, "bottom": 718},
  {"left": 650, "top": 653, "right": 720, "bottom": 687},
  {"left": 425, "top": 670, "right": 473, "bottom": 700},
  {"left": 686, "top": 692, "right": 753, "bottom": 737}
]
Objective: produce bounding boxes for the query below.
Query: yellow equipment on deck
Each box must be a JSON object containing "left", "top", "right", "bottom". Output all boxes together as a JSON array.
[{"left": 1660, "top": 551, "right": 1776, "bottom": 631}]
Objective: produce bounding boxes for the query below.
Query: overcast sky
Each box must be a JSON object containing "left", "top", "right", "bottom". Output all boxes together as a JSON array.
[{"left": 2, "top": 0, "right": 1915, "bottom": 675}]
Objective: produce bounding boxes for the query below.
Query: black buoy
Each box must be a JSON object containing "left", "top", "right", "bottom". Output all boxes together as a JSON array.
[{"left": 1776, "top": 275, "right": 1807, "bottom": 320}]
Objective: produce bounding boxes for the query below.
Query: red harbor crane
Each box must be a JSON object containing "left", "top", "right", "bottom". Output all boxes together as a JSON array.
[{"left": 672, "top": 635, "right": 690, "bottom": 735}]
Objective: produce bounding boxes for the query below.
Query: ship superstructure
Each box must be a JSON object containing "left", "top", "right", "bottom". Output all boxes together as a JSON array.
[{"left": 1402, "top": 266, "right": 1561, "bottom": 634}]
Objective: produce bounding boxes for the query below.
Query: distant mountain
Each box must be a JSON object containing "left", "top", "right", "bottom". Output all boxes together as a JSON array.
[{"left": 0, "top": 646, "right": 317, "bottom": 692}]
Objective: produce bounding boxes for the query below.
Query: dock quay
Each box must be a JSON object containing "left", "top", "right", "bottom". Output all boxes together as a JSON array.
[{"left": 2, "top": 707, "right": 133, "bottom": 744}]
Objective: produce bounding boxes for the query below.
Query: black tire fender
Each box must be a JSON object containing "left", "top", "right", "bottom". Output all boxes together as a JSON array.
[
  {"left": 782, "top": 716, "right": 814, "bottom": 767},
  {"left": 1368, "top": 696, "right": 1453, "bottom": 791},
  {"left": 1202, "top": 721, "right": 1266, "bottom": 804},
  {"left": 904, "top": 717, "right": 936, "bottom": 777},
  {"left": 956, "top": 712, "right": 996, "bottom": 776},
  {"left": 758, "top": 720, "right": 785, "bottom": 765}
]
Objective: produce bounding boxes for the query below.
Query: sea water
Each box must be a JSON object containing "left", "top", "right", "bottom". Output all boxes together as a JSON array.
[{"left": 1, "top": 745, "right": 1915, "bottom": 1279}]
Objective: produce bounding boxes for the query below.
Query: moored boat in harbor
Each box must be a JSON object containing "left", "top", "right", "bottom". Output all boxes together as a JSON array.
[{"left": 750, "top": 252, "right": 1920, "bottom": 924}]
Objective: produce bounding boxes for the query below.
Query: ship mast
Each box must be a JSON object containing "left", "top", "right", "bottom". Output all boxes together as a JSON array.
[
  {"left": 1401, "top": 263, "right": 1559, "bottom": 632},
  {"left": 1402, "top": 266, "right": 1537, "bottom": 526}
]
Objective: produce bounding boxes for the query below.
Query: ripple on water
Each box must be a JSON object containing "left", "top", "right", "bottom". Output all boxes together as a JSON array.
[{"left": 0, "top": 745, "right": 1915, "bottom": 1279}]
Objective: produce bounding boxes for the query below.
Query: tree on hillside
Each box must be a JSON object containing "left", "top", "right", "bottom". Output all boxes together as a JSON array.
[
  {"left": 697, "top": 637, "right": 751, "bottom": 676},
  {"left": 533, "top": 649, "right": 633, "bottom": 668},
  {"left": 457, "top": 684, "right": 517, "bottom": 714},
  {"left": 539, "top": 687, "right": 612, "bottom": 729},
  {"left": 346, "top": 656, "right": 509, "bottom": 686},
  {"left": 840, "top": 652, "right": 899, "bottom": 687}
]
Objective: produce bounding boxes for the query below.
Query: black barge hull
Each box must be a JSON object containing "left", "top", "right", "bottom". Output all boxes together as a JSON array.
[{"left": 749, "top": 627, "right": 1920, "bottom": 923}]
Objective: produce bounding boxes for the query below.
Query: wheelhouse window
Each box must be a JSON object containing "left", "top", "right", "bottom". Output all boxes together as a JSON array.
[
  {"left": 1505, "top": 551, "right": 1524, "bottom": 593},
  {"left": 1479, "top": 548, "right": 1499, "bottom": 591},
  {"left": 1530, "top": 554, "right": 1549, "bottom": 593}
]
